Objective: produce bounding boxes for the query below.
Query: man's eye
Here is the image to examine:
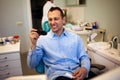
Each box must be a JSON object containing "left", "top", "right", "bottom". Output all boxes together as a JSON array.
[
  {"left": 49, "top": 19, "right": 52, "bottom": 21},
  {"left": 54, "top": 18, "right": 59, "bottom": 20}
]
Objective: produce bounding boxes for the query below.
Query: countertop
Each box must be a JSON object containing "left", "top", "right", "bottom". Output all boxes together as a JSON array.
[
  {"left": 0, "top": 41, "right": 20, "bottom": 54},
  {"left": 5, "top": 74, "right": 46, "bottom": 80},
  {"left": 65, "top": 27, "right": 105, "bottom": 35},
  {"left": 87, "top": 42, "right": 120, "bottom": 65}
]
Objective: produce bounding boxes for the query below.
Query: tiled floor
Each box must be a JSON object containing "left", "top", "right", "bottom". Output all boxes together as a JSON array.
[{"left": 20, "top": 52, "right": 38, "bottom": 75}]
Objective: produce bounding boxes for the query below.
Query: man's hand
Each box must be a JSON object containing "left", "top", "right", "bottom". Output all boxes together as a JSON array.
[
  {"left": 29, "top": 28, "right": 39, "bottom": 50},
  {"left": 72, "top": 67, "right": 87, "bottom": 80}
]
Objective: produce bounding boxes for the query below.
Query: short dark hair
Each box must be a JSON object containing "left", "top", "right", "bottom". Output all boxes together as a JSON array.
[{"left": 48, "top": 7, "right": 64, "bottom": 18}]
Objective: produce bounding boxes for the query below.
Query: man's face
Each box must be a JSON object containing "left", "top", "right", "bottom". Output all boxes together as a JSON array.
[{"left": 48, "top": 10, "right": 65, "bottom": 34}]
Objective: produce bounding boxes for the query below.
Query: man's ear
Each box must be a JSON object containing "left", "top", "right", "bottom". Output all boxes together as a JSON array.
[{"left": 63, "top": 16, "right": 66, "bottom": 24}]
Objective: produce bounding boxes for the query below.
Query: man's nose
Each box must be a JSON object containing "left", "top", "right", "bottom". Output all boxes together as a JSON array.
[
  {"left": 50, "top": 19, "right": 56, "bottom": 25},
  {"left": 51, "top": 19, "right": 55, "bottom": 23}
]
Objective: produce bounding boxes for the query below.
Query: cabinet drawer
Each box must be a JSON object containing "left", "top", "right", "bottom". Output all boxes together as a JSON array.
[
  {"left": 0, "top": 60, "right": 22, "bottom": 71},
  {"left": 0, "top": 67, "right": 22, "bottom": 80},
  {"left": 0, "top": 53, "right": 20, "bottom": 62}
]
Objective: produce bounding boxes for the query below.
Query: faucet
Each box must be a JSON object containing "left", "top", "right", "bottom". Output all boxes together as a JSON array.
[
  {"left": 112, "top": 36, "right": 119, "bottom": 49},
  {"left": 108, "top": 41, "right": 113, "bottom": 49},
  {"left": 87, "top": 33, "right": 97, "bottom": 43}
]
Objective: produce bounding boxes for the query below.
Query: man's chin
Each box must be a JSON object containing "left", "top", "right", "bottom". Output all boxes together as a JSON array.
[
  {"left": 52, "top": 29, "right": 58, "bottom": 32},
  {"left": 52, "top": 29, "right": 58, "bottom": 33}
]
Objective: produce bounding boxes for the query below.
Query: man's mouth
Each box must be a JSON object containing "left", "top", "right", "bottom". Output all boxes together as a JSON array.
[{"left": 52, "top": 25, "right": 57, "bottom": 28}]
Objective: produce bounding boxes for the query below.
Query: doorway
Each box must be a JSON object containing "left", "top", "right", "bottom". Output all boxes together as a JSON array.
[{"left": 30, "top": 0, "right": 46, "bottom": 30}]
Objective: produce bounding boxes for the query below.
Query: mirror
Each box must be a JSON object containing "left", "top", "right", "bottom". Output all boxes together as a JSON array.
[{"left": 66, "top": 0, "right": 86, "bottom": 6}]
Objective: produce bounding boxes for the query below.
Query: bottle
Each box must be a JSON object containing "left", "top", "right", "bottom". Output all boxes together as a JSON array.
[
  {"left": 0, "top": 38, "right": 4, "bottom": 45},
  {"left": 5, "top": 37, "right": 10, "bottom": 44},
  {"left": 92, "top": 22, "right": 97, "bottom": 29}
]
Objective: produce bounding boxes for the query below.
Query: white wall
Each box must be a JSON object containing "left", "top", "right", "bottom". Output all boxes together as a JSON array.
[
  {"left": 0, "top": 0, "right": 31, "bottom": 53},
  {"left": 84, "top": 0, "right": 120, "bottom": 40},
  {"left": 56, "top": 0, "right": 120, "bottom": 40},
  {"left": 65, "top": 7, "right": 85, "bottom": 23},
  {"left": 55, "top": 0, "right": 120, "bottom": 41},
  {"left": 0, "top": 0, "right": 120, "bottom": 53},
  {"left": 54, "top": 0, "right": 85, "bottom": 24}
]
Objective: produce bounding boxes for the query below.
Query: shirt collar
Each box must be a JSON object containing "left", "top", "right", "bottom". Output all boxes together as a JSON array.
[{"left": 48, "top": 28, "right": 69, "bottom": 38}]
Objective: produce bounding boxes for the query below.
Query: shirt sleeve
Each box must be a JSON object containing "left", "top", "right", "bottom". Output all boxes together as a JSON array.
[
  {"left": 77, "top": 36, "right": 90, "bottom": 73},
  {"left": 27, "top": 47, "right": 43, "bottom": 69},
  {"left": 80, "top": 56, "right": 90, "bottom": 72}
]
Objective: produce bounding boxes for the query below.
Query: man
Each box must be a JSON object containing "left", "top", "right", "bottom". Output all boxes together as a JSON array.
[{"left": 28, "top": 7, "right": 90, "bottom": 80}]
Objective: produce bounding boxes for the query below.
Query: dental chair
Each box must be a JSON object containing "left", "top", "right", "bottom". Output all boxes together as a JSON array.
[{"left": 85, "top": 59, "right": 106, "bottom": 80}]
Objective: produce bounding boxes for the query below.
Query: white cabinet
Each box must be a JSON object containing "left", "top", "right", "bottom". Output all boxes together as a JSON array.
[
  {"left": 0, "top": 42, "right": 22, "bottom": 80},
  {"left": 87, "top": 43, "right": 120, "bottom": 71}
]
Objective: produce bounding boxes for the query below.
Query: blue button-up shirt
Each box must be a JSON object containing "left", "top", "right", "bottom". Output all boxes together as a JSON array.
[{"left": 27, "top": 29, "right": 90, "bottom": 80}]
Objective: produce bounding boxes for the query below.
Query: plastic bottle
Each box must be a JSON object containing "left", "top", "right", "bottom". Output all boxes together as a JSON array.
[{"left": 92, "top": 22, "right": 97, "bottom": 29}]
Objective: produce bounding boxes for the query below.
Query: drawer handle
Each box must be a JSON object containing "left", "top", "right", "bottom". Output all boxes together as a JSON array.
[
  {"left": 0, "top": 72, "right": 10, "bottom": 76},
  {"left": 0, "top": 57, "right": 7, "bottom": 61},
  {"left": 4, "top": 57, "right": 7, "bottom": 59},
  {"left": 0, "top": 73, "right": 10, "bottom": 79},
  {"left": 5, "top": 65, "right": 9, "bottom": 67},
  {"left": 0, "top": 65, "right": 9, "bottom": 68},
  {"left": 0, "top": 65, "right": 9, "bottom": 71}
]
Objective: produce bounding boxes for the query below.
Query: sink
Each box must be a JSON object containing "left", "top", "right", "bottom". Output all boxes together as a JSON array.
[
  {"left": 88, "top": 42, "right": 120, "bottom": 64},
  {"left": 107, "top": 48, "right": 120, "bottom": 57},
  {"left": 88, "top": 42, "right": 120, "bottom": 71},
  {"left": 105, "top": 48, "right": 120, "bottom": 57},
  {"left": 88, "top": 42, "right": 111, "bottom": 50},
  {"left": 98, "top": 42, "right": 111, "bottom": 50},
  {"left": 103, "top": 48, "right": 120, "bottom": 65},
  {"left": 89, "top": 42, "right": 120, "bottom": 57}
]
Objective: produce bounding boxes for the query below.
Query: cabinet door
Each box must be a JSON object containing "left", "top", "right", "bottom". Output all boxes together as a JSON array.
[
  {"left": 0, "top": 68, "right": 22, "bottom": 80},
  {"left": 0, "top": 60, "right": 21, "bottom": 71},
  {"left": 0, "top": 52, "right": 22, "bottom": 80},
  {"left": 0, "top": 53, "right": 20, "bottom": 62}
]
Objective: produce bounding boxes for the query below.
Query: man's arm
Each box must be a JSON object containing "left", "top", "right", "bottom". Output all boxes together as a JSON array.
[
  {"left": 27, "top": 28, "right": 41, "bottom": 69},
  {"left": 29, "top": 28, "right": 39, "bottom": 50},
  {"left": 73, "top": 56, "right": 90, "bottom": 80},
  {"left": 73, "top": 36, "right": 90, "bottom": 80}
]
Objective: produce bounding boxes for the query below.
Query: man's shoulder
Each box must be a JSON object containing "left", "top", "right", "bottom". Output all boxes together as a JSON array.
[
  {"left": 66, "top": 30, "right": 78, "bottom": 37},
  {"left": 66, "top": 30, "right": 82, "bottom": 41}
]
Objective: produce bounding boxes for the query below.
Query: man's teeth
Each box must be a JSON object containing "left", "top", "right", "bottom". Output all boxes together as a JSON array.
[{"left": 53, "top": 25, "right": 57, "bottom": 28}]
